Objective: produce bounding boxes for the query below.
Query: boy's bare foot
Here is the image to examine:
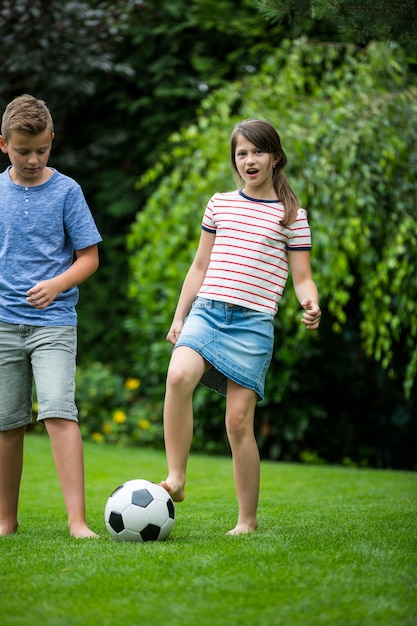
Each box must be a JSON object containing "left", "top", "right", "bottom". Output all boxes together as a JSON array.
[
  {"left": 160, "top": 480, "right": 185, "bottom": 502},
  {"left": 227, "top": 523, "right": 258, "bottom": 536},
  {"left": 0, "top": 522, "right": 18, "bottom": 536},
  {"left": 69, "top": 523, "right": 99, "bottom": 539}
]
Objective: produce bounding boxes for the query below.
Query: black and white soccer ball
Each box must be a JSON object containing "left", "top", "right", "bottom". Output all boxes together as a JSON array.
[{"left": 104, "top": 479, "right": 175, "bottom": 542}]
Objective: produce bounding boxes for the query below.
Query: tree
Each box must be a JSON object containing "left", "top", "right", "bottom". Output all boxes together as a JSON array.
[
  {"left": 0, "top": 0, "right": 287, "bottom": 370},
  {"left": 127, "top": 39, "right": 417, "bottom": 467},
  {"left": 255, "top": 0, "right": 417, "bottom": 47},
  {"left": 54, "top": 0, "right": 290, "bottom": 369},
  {"left": 0, "top": 0, "right": 135, "bottom": 124}
]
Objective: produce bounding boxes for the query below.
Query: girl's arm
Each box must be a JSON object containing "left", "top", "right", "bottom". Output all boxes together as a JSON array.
[
  {"left": 166, "top": 229, "right": 215, "bottom": 345},
  {"left": 288, "top": 249, "right": 321, "bottom": 330}
]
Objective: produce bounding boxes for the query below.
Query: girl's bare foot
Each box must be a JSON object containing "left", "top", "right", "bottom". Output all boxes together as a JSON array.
[
  {"left": 69, "top": 523, "right": 99, "bottom": 539},
  {"left": 227, "top": 522, "right": 258, "bottom": 536},
  {"left": 160, "top": 480, "right": 185, "bottom": 502}
]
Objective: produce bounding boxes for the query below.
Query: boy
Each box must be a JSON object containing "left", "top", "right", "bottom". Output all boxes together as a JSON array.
[{"left": 0, "top": 94, "right": 102, "bottom": 538}]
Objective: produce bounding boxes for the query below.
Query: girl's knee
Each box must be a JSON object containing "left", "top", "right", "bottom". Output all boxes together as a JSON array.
[
  {"left": 166, "top": 364, "right": 198, "bottom": 392},
  {"left": 226, "top": 410, "right": 253, "bottom": 439}
]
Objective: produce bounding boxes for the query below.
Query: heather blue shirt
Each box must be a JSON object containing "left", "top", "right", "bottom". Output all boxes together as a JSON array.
[{"left": 0, "top": 167, "right": 102, "bottom": 326}]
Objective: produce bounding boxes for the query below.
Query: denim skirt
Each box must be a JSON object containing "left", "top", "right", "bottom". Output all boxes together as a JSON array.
[{"left": 174, "top": 297, "right": 274, "bottom": 399}]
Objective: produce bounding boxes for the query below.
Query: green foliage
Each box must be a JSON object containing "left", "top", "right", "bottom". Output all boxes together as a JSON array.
[
  {"left": 0, "top": 0, "right": 141, "bottom": 373},
  {"left": 0, "top": 0, "right": 135, "bottom": 111},
  {"left": 255, "top": 0, "right": 417, "bottom": 47},
  {"left": 69, "top": 363, "right": 163, "bottom": 448},
  {"left": 2, "top": 0, "right": 416, "bottom": 465},
  {"left": 127, "top": 39, "right": 417, "bottom": 465},
  {"left": 1, "top": 0, "right": 288, "bottom": 374},
  {"left": 126, "top": 115, "right": 235, "bottom": 398},
  {"left": 31, "top": 361, "right": 167, "bottom": 448}
]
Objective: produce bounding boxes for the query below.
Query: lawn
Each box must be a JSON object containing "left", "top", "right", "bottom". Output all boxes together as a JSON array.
[{"left": 1, "top": 434, "right": 416, "bottom": 626}]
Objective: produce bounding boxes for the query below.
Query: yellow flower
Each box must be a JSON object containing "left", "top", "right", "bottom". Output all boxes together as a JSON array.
[
  {"left": 125, "top": 377, "right": 141, "bottom": 391},
  {"left": 92, "top": 432, "right": 104, "bottom": 443},
  {"left": 113, "top": 409, "right": 127, "bottom": 424},
  {"left": 138, "top": 419, "right": 151, "bottom": 430},
  {"left": 102, "top": 422, "right": 113, "bottom": 434}
]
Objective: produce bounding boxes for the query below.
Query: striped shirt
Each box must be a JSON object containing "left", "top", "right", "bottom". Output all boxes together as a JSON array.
[{"left": 197, "top": 189, "right": 311, "bottom": 315}]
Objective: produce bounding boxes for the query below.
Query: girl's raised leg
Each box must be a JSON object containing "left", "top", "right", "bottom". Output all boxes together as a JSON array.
[{"left": 161, "top": 347, "right": 206, "bottom": 502}]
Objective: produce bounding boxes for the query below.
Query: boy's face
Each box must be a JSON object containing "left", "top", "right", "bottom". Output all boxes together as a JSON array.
[{"left": 0, "top": 129, "right": 54, "bottom": 186}]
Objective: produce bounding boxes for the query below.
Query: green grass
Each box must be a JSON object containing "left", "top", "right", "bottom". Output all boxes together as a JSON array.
[{"left": 1, "top": 434, "right": 416, "bottom": 626}]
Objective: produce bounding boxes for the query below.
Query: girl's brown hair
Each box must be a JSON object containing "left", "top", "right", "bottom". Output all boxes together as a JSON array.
[{"left": 230, "top": 119, "right": 299, "bottom": 226}]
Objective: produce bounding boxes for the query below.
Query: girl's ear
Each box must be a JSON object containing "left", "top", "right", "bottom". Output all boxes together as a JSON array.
[{"left": 0, "top": 135, "right": 8, "bottom": 154}]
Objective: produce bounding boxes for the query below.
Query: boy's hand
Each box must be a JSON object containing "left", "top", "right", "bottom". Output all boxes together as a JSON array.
[
  {"left": 300, "top": 299, "right": 321, "bottom": 330},
  {"left": 26, "top": 279, "right": 60, "bottom": 309}
]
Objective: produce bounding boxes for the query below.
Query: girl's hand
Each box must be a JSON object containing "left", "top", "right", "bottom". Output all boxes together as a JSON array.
[
  {"left": 300, "top": 299, "right": 321, "bottom": 330},
  {"left": 166, "top": 320, "right": 184, "bottom": 345}
]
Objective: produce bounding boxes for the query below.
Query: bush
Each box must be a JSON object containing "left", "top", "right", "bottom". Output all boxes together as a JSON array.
[
  {"left": 31, "top": 362, "right": 164, "bottom": 448},
  {"left": 126, "top": 39, "right": 417, "bottom": 468},
  {"left": 76, "top": 362, "right": 164, "bottom": 448}
]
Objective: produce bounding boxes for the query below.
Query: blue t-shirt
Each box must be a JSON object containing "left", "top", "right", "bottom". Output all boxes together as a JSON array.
[{"left": 0, "top": 167, "right": 102, "bottom": 326}]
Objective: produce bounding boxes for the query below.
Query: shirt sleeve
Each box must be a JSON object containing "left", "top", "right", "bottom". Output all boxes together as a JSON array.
[
  {"left": 287, "top": 208, "right": 312, "bottom": 251},
  {"left": 201, "top": 194, "right": 217, "bottom": 234}
]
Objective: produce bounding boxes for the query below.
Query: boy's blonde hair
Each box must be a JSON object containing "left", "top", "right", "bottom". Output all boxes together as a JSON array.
[{"left": 1, "top": 94, "right": 54, "bottom": 140}]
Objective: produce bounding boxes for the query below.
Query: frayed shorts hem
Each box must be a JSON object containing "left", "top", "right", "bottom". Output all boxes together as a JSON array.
[
  {"left": 38, "top": 412, "right": 79, "bottom": 423},
  {"left": 0, "top": 417, "right": 33, "bottom": 432},
  {"left": 0, "top": 413, "right": 79, "bottom": 432}
]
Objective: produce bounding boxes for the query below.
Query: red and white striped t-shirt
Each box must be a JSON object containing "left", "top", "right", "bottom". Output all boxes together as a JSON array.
[{"left": 197, "top": 190, "right": 312, "bottom": 315}]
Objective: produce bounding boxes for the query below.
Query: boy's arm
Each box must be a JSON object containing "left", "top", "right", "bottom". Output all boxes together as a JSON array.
[
  {"left": 288, "top": 249, "right": 321, "bottom": 330},
  {"left": 26, "top": 244, "right": 99, "bottom": 309}
]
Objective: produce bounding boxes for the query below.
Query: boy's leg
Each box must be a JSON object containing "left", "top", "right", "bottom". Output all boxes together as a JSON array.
[
  {"left": 161, "top": 346, "right": 206, "bottom": 501},
  {"left": 225, "top": 380, "right": 259, "bottom": 535},
  {"left": 44, "top": 418, "right": 97, "bottom": 538},
  {"left": 31, "top": 326, "right": 96, "bottom": 538},
  {"left": 0, "top": 323, "right": 32, "bottom": 536},
  {"left": 0, "top": 426, "right": 26, "bottom": 536}
]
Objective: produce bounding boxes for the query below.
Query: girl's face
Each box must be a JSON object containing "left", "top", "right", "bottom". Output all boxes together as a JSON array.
[
  {"left": 234, "top": 135, "right": 277, "bottom": 199},
  {"left": 0, "top": 129, "right": 54, "bottom": 186}
]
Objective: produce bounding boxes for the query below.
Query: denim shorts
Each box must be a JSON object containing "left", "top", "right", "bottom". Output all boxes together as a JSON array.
[
  {"left": 0, "top": 322, "right": 78, "bottom": 431},
  {"left": 175, "top": 297, "right": 274, "bottom": 399}
]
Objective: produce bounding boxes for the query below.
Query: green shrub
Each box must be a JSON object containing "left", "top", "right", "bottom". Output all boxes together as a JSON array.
[
  {"left": 126, "top": 39, "right": 417, "bottom": 468},
  {"left": 75, "top": 362, "right": 164, "bottom": 448},
  {"left": 31, "top": 362, "right": 164, "bottom": 448}
]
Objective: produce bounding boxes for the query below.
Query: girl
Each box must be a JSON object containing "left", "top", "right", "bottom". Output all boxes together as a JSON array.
[{"left": 161, "top": 119, "right": 321, "bottom": 535}]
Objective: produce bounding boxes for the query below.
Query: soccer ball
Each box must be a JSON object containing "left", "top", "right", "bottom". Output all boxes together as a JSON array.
[{"left": 104, "top": 479, "right": 175, "bottom": 542}]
